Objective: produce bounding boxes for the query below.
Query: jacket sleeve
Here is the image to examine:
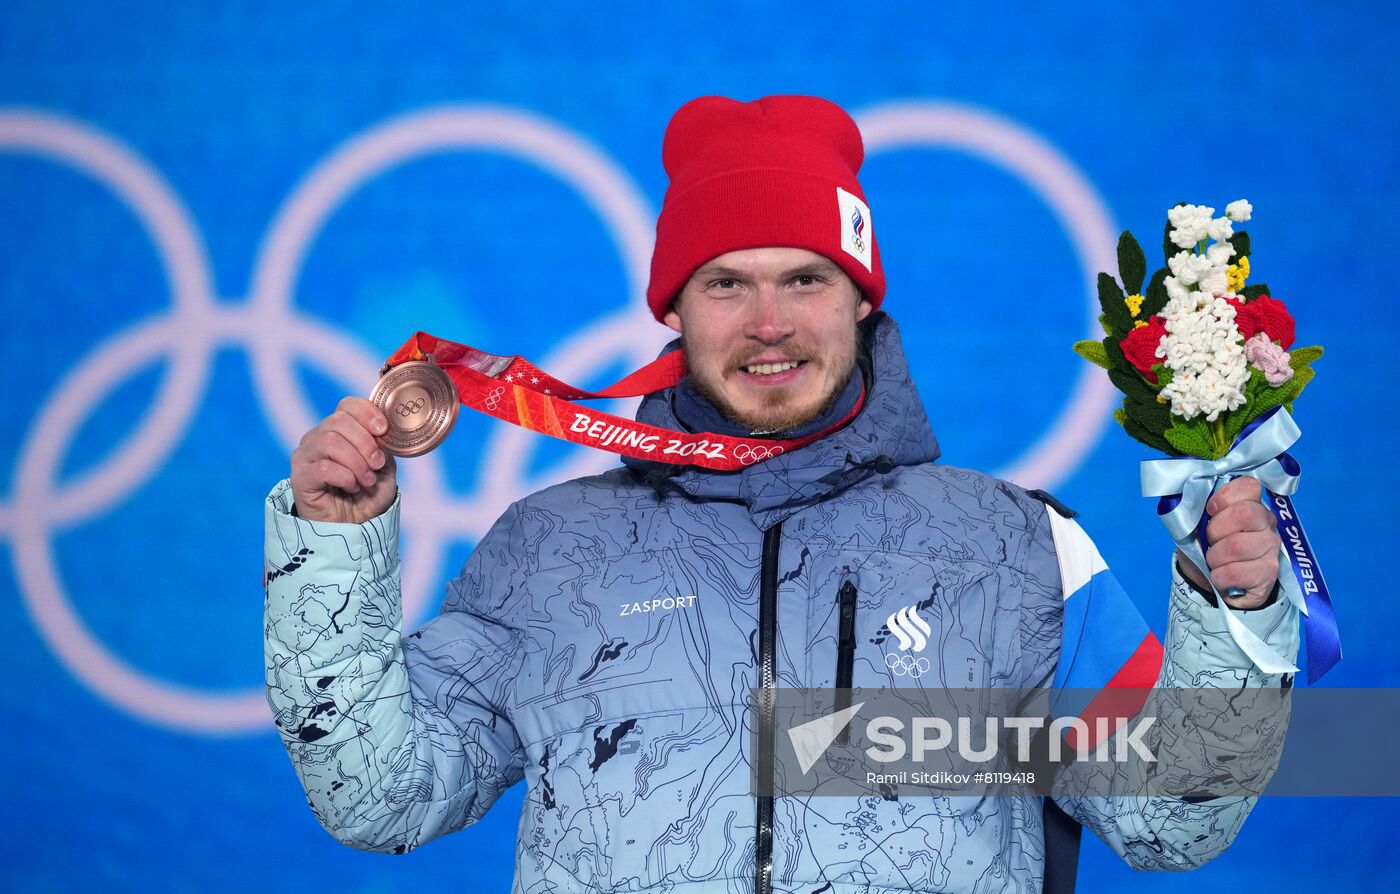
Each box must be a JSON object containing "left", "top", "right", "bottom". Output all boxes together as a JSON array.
[
  {"left": 1045, "top": 508, "right": 1299, "bottom": 871},
  {"left": 263, "top": 479, "right": 528, "bottom": 853}
]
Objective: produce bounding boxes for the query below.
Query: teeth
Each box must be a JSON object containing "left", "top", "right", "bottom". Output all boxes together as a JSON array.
[{"left": 744, "top": 361, "right": 801, "bottom": 375}]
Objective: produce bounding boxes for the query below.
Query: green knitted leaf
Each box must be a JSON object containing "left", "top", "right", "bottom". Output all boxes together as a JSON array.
[
  {"left": 1165, "top": 417, "right": 1215, "bottom": 458},
  {"left": 1103, "top": 337, "right": 1142, "bottom": 385},
  {"left": 1251, "top": 381, "right": 1292, "bottom": 419},
  {"left": 1118, "top": 359, "right": 1172, "bottom": 436},
  {"left": 1223, "top": 370, "right": 1270, "bottom": 446},
  {"left": 1282, "top": 367, "right": 1315, "bottom": 414},
  {"left": 1229, "top": 230, "right": 1251, "bottom": 261},
  {"left": 1116, "top": 406, "right": 1179, "bottom": 455},
  {"left": 1108, "top": 366, "right": 1159, "bottom": 404},
  {"left": 1250, "top": 366, "right": 1270, "bottom": 397},
  {"left": 1230, "top": 366, "right": 1313, "bottom": 446},
  {"left": 1125, "top": 393, "right": 1172, "bottom": 436},
  {"left": 1132, "top": 421, "right": 1178, "bottom": 455},
  {"left": 1241, "top": 283, "right": 1271, "bottom": 301},
  {"left": 1098, "top": 272, "right": 1132, "bottom": 337},
  {"left": 1287, "top": 364, "right": 1316, "bottom": 402},
  {"left": 1073, "top": 339, "right": 1111, "bottom": 369},
  {"left": 1117, "top": 230, "right": 1147, "bottom": 296},
  {"left": 1290, "top": 345, "right": 1324, "bottom": 369},
  {"left": 1104, "top": 336, "right": 1128, "bottom": 368},
  {"left": 1142, "top": 268, "right": 1169, "bottom": 317}
]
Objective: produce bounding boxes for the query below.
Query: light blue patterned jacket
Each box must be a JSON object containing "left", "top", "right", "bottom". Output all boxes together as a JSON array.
[{"left": 264, "top": 312, "right": 1297, "bottom": 893}]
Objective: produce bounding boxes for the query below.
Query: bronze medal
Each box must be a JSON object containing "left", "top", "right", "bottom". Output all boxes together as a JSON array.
[{"left": 369, "top": 359, "right": 459, "bottom": 456}]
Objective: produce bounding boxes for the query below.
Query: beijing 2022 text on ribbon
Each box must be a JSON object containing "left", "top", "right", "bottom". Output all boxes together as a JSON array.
[{"left": 370, "top": 331, "right": 864, "bottom": 471}]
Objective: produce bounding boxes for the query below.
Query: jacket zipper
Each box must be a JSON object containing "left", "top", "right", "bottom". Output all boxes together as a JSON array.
[
  {"left": 834, "top": 580, "right": 858, "bottom": 744},
  {"left": 754, "top": 521, "right": 782, "bottom": 894}
]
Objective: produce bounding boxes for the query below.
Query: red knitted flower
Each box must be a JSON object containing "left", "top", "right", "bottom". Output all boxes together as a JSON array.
[
  {"left": 1120, "top": 316, "right": 1168, "bottom": 384},
  {"left": 1233, "top": 294, "right": 1295, "bottom": 349}
]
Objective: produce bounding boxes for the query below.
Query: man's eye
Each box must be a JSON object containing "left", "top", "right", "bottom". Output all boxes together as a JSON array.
[
  {"left": 793, "top": 275, "right": 819, "bottom": 287},
  {"left": 711, "top": 279, "right": 739, "bottom": 290}
]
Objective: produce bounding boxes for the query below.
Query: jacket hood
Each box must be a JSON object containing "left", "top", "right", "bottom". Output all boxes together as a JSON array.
[{"left": 622, "top": 311, "right": 941, "bottom": 529}]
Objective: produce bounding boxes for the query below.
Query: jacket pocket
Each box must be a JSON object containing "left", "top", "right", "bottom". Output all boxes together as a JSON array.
[{"left": 834, "top": 580, "right": 857, "bottom": 742}]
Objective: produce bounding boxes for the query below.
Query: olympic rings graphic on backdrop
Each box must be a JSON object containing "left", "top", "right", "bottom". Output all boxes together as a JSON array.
[
  {"left": 0, "top": 106, "right": 663, "bottom": 734},
  {"left": 885, "top": 653, "right": 931, "bottom": 678},
  {"left": 0, "top": 100, "right": 1116, "bottom": 735}
]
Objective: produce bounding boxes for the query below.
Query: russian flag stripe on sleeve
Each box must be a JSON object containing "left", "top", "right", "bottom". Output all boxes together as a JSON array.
[{"left": 1047, "top": 510, "right": 1163, "bottom": 749}]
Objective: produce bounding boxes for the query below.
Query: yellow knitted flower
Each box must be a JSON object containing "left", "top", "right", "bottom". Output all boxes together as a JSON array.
[
  {"left": 1125, "top": 293, "right": 1144, "bottom": 317},
  {"left": 1227, "top": 256, "right": 1250, "bottom": 292},
  {"left": 1133, "top": 320, "right": 1148, "bottom": 329}
]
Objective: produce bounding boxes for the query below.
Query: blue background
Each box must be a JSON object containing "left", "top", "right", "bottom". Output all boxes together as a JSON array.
[{"left": 2, "top": 1, "right": 1396, "bottom": 890}]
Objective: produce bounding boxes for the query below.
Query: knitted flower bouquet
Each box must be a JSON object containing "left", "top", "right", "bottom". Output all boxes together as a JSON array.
[
  {"left": 1074, "top": 200, "right": 1320, "bottom": 459},
  {"left": 1074, "top": 200, "right": 1339, "bottom": 682}
]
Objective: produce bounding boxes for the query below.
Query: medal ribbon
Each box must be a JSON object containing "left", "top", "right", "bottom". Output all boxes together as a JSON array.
[
  {"left": 1140, "top": 406, "right": 1341, "bottom": 683},
  {"left": 383, "top": 331, "right": 866, "bottom": 471}
]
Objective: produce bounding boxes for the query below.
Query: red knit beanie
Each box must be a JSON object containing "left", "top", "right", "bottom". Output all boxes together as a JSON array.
[{"left": 646, "top": 95, "right": 885, "bottom": 322}]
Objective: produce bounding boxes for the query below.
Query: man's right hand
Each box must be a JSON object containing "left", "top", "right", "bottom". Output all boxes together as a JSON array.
[{"left": 291, "top": 396, "right": 398, "bottom": 524}]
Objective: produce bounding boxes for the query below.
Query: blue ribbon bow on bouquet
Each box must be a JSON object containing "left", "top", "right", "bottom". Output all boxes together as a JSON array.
[{"left": 1140, "top": 406, "right": 1341, "bottom": 683}]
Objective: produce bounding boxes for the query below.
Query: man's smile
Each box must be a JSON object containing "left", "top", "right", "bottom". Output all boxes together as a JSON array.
[{"left": 736, "top": 358, "right": 810, "bottom": 386}]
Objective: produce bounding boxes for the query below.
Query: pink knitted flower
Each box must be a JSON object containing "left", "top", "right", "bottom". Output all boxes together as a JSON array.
[{"left": 1244, "top": 332, "right": 1293, "bottom": 386}]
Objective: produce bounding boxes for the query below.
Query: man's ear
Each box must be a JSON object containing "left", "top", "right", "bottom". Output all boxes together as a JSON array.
[
  {"left": 662, "top": 300, "right": 684, "bottom": 334},
  {"left": 855, "top": 294, "right": 873, "bottom": 321}
]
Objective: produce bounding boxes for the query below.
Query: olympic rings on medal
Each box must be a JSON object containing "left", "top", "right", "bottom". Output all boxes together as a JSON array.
[
  {"left": 395, "top": 397, "right": 426, "bottom": 416},
  {"left": 885, "top": 652, "right": 931, "bottom": 678},
  {"left": 734, "top": 443, "right": 784, "bottom": 465}
]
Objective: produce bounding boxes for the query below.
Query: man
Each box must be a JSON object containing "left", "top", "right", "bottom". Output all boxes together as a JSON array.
[{"left": 264, "top": 95, "right": 1297, "bottom": 892}]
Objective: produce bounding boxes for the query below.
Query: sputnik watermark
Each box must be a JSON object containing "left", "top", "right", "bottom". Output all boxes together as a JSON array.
[
  {"left": 786, "top": 701, "right": 1155, "bottom": 776},
  {"left": 756, "top": 687, "right": 1290, "bottom": 798},
  {"left": 863, "top": 713, "right": 1156, "bottom": 764}
]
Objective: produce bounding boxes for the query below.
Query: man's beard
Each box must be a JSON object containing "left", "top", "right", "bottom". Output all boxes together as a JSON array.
[{"left": 685, "top": 332, "right": 861, "bottom": 436}]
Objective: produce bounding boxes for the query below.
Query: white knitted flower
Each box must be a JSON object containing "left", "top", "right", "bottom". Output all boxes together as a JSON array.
[
  {"left": 1156, "top": 292, "right": 1249, "bottom": 422},
  {"left": 1206, "top": 241, "right": 1235, "bottom": 266},
  {"left": 1208, "top": 216, "right": 1235, "bottom": 244},
  {"left": 1167, "top": 204, "right": 1215, "bottom": 250},
  {"left": 1226, "top": 199, "right": 1253, "bottom": 222},
  {"left": 1165, "top": 275, "right": 1190, "bottom": 301},
  {"left": 1168, "top": 250, "right": 1213, "bottom": 286},
  {"left": 1168, "top": 247, "right": 1232, "bottom": 297},
  {"left": 1198, "top": 263, "right": 1229, "bottom": 297}
]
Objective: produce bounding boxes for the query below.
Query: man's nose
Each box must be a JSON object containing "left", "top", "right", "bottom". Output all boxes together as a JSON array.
[{"left": 742, "top": 287, "right": 795, "bottom": 343}]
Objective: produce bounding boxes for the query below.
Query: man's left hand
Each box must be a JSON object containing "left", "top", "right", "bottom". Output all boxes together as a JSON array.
[{"left": 1176, "top": 476, "right": 1281, "bottom": 609}]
